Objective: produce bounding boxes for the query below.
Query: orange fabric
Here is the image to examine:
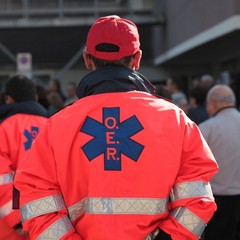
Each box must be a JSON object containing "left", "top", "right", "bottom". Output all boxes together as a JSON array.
[
  {"left": 15, "top": 92, "right": 218, "bottom": 240},
  {"left": 3, "top": 208, "right": 20, "bottom": 228},
  {"left": 0, "top": 219, "right": 30, "bottom": 240},
  {"left": 0, "top": 113, "right": 47, "bottom": 230}
]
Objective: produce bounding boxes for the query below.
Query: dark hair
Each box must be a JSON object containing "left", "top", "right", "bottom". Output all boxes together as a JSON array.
[
  {"left": 5, "top": 74, "right": 36, "bottom": 102},
  {"left": 88, "top": 43, "right": 135, "bottom": 67},
  {"left": 189, "top": 86, "right": 208, "bottom": 105},
  {"left": 52, "top": 79, "right": 61, "bottom": 91},
  {"left": 89, "top": 54, "right": 134, "bottom": 67},
  {"left": 48, "top": 79, "right": 66, "bottom": 101},
  {"left": 0, "top": 92, "right": 6, "bottom": 104},
  {"left": 36, "top": 84, "right": 50, "bottom": 109},
  {"left": 67, "top": 81, "right": 77, "bottom": 88}
]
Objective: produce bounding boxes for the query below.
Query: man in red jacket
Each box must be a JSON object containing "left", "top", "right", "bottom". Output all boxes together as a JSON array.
[
  {"left": 0, "top": 74, "right": 48, "bottom": 240},
  {"left": 14, "top": 16, "right": 218, "bottom": 240}
]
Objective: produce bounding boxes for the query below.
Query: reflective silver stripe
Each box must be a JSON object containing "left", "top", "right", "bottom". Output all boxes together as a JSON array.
[
  {"left": 21, "top": 194, "right": 66, "bottom": 222},
  {"left": 0, "top": 200, "right": 14, "bottom": 217},
  {"left": 0, "top": 173, "right": 13, "bottom": 185},
  {"left": 171, "top": 207, "right": 206, "bottom": 238},
  {"left": 68, "top": 197, "right": 168, "bottom": 222},
  {"left": 37, "top": 215, "right": 74, "bottom": 240},
  {"left": 170, "top": 181, "right": 214, "bottom": 202}
]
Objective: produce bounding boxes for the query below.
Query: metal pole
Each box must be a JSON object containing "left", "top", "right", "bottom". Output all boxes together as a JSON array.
[
  {"left": 0, "top": 42, "right": 16, "bottom": 63},
  {"left": 93, "top": 0, "right": 99, "bottom": 18},
  {"left": 128, "top": 0, "right": 134, "bottom": 15},
  {"left": 22, "top": 0, "right": 29, "bottom": 18},
  {"left": 59, "top": 0, "right": 64, "bottom": 18},
  {"left": 53, "top": 44, "right": 85, "bottom": 79}
]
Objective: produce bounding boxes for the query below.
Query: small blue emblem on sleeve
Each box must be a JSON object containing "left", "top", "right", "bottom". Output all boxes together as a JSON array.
[{"left": 24, "top": 126, "right": 39, "bottom": 150}]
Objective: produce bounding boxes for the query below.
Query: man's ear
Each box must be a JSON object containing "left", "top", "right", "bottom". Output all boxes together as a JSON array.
[
  {"left": 131, "top": 50, "right": 142, "bottom": 70},
  {"left": 83, "top": 50, "right": 95, "bottom": 70}
]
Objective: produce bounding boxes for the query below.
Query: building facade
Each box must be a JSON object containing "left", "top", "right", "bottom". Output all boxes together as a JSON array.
[
  {"left": 0, "top": 0, "right": 240, "bottom": 91},
  {"left": 154, "top": 0, "right": 240, "bottom": 84}
]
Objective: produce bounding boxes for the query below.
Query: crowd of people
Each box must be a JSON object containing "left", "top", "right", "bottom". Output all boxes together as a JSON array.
[
  {"left": 0, "top": 14, "right": 239, "bottom": 240},
  {"left": 155, "top": 74, "right": 212, "bottom": 125},
  {"left": 156, "top": 73, "right": 240, "bottom": 124},
  {"left": 0, "top": 78, "right": 78, "bottom": 117},
  {"left": 156, "top": 73, "right": 240, "bottom": 240},
  {"left": 0, "top": 68, "right": 236, "bottom": 131},
  {"left": 0, "top": 70, "right": 240, "bottom": 240}
]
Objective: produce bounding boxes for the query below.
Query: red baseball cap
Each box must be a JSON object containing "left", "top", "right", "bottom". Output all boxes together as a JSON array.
[{"left": 86, "top": 15, "right": 140, "bottom": 60}]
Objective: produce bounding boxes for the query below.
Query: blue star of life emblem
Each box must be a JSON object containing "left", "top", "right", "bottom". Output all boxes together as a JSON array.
[
  {"left": 80, "top": 107, "right": 144, "bottom": 171},
  {"left": 24, "top": 126, "right": 39, "bottom": 150}
]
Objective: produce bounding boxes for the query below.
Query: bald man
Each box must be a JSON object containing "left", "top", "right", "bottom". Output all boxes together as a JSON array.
[{"left": 199, "top": 84, "right": 240, "bottom": 240}]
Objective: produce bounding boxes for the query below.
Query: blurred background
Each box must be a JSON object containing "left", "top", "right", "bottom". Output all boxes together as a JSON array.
[{"left": 0, "top": 0, "right": 240, "bottom": 94}]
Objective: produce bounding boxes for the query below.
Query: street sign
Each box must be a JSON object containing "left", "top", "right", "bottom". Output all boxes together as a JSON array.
[{"left": 16, "top": 52, "right": 32, "bottom": 78}]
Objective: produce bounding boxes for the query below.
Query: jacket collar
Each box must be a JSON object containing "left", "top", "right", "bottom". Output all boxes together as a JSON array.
[
  {"left": 213, "top": 106, "right": 237, "bottom": 117},
  {"left": 76, "top": 66, "right": 156, "bottom": 99},
  {"left": 0, "top": 101, "right": 48, "bottom": 123}
]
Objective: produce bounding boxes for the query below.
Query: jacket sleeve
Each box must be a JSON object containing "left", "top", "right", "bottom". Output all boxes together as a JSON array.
[
  {"left": 0, "top": 125, "right": 21, "bottom": 228},
  {"left": 14, "top": 122, "right": 82, "bottom": 240},
  {"left": 159, "top": 114, "right": 218, "bottom": 240}
]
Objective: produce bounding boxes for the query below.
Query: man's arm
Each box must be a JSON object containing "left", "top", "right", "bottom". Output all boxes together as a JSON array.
[
  {"left": 0, "top": 126, "right": 22, "bottom": 229},
  {"left": 14, "top": 123, "right": 82, "bottom": 240},
  {"left": 158, "top": 118, "right": 218, "bottom": 240}
]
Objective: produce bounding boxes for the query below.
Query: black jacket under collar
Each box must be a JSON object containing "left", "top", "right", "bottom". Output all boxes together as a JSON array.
[
  {"left": 0, "top": 101, "right": 48, "bottom": 123},
  {"left": 76, "top": 66, "right": 156, "bottom": 99}
]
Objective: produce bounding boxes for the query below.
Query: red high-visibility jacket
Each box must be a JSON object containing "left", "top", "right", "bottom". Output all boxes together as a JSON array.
[
  {"left": 0, "top": 101, "right": 47, "bottom": 239},
  {"left": 15, "top": 92, "right": 218, "bottom": 240}
]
